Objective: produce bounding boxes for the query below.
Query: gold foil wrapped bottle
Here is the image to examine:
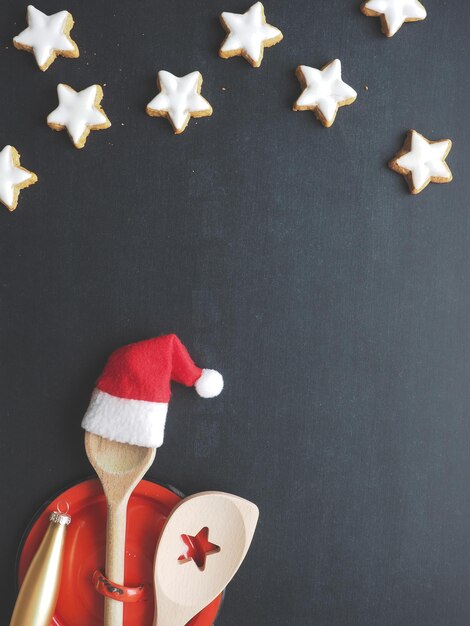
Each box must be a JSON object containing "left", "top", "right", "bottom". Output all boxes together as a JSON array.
[{"left": 10, "top": 506, "right": 71, "bottom": 626}]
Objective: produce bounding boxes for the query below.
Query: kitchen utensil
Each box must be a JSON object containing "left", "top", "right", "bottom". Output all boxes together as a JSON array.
[
  {"left": 85, "top": 432, "right": 156, "bottom": 626},
  {"left": 153, "top": 491, "right": 258, "bottom": 626}
]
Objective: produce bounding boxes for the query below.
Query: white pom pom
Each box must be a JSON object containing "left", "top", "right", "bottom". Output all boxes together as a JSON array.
[{"left": 195, "top": 368, "right": 224, "bottom": 398}]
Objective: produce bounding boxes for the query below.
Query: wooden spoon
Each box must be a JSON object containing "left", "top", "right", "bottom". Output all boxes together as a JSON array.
[
  {"left": 85, "top": 432, "right": 156, "bottom": 626},
  {"left": 153, "top": 491, "right": 259, "bottom": 626}
]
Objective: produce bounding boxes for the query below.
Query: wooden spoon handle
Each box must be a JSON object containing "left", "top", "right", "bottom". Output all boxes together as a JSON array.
[{"left": 104, "top": 500, "right": 128, "bottom": 626}]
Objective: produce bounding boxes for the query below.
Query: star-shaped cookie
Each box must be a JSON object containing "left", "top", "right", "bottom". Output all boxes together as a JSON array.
[
  {"left": 389, "top": 130, "right": 452, "bottom": 194},
  {"left": 13, "top": 5, "right": 79, "bottom": 71},
  {"left": 47, "top": 84, "right": 111, "bottom": 149},
  {"left": 0, "top": 146, "right": 37, "bottom": 212},
  {"left": 219, "top": 2, "right": 283, "bottom": 68},
  {"left": 293, "top": 59, "right": 357, "bottom": 128},
  {"left": 146, "top": 71, "right": 213, "bottom": 134},
  {"left": 361, "top": 0, "right": 427, "bottom": 37}
]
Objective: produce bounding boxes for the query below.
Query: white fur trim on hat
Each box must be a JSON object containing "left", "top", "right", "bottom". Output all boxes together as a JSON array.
[
  {"left": 81, "top": 389, "right": 168, "bottom": 448},
  {"left": 194, "top": 368, "right": 224, "bottom": 398}
]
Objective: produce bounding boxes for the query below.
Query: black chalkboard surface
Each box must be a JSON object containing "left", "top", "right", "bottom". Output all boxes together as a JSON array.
[{"left": 1, "top": 1, "right": 470, "bottom": 624}]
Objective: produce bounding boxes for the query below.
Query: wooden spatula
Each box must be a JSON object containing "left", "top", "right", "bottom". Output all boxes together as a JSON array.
[
  {"left": 153, "top": 491, "right": 259, "bottom": 626},
  {"left": 85, "top": 432, "right": 156, "bottom": 626}
]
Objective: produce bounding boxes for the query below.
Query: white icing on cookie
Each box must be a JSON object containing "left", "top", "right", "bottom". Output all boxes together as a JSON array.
[
  {"left": 146, "top": 71, "right": 213, "bottom": 134},
  {"left": 47, "top": 84, "right": 111, "bottom": 148},
  {"left": 392, "top": 130, "right": 452, "bottom": 193},
  {"left": 0, "top": 146, "right": 37, "bottom": 211},
  {"left": 220, "top": 2, "right": 283, "bottom": 67},
  {"left": 293, "top": 59, "right": 357, "bottom": 127},
  {"left": 13, "top": 5, "right": 78, "bottom": 71},
  {"left": 362, "top": 0, "right": 426, "bottom": 37}
]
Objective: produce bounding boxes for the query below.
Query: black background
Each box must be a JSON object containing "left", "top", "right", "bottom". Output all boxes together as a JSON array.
[{"left": 1, "top": 1, "right": 470, "bottom": 624}]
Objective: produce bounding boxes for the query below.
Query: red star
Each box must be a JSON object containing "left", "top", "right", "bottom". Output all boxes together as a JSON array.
[{"left": 178, "top": 527, "right": 221, "bottom": 571}]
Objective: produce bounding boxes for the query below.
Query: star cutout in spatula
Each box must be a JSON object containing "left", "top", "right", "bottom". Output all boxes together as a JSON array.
[{"left": 178, "top": 527, "right": 221, "bottom": 571}]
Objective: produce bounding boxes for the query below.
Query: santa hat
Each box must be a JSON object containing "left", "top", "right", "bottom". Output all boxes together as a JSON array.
[{"left": 81, "top": 334, "right": 223, "bottom": 448}]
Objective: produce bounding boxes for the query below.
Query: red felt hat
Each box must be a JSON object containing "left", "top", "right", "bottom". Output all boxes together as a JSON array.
[{"left": 82, "top": 335, "right": 223, "bottom": 448}]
